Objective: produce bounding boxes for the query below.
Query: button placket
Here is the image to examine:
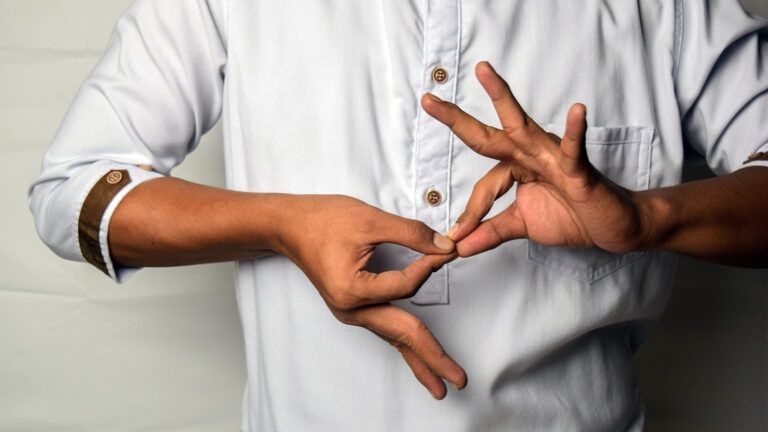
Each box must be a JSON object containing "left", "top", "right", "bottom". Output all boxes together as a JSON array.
[{"left": 411, "top": 0, "right": 461, "bottom": 305}]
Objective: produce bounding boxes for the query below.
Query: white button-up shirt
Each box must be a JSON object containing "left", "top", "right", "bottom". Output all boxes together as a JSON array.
[{"left": 28, "top": 0, "right": 768, "bottom": 430}]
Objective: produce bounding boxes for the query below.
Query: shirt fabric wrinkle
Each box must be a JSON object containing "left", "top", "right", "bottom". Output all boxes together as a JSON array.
[{"left": 27, "top": 1, "right": 768, "bottom": 431}]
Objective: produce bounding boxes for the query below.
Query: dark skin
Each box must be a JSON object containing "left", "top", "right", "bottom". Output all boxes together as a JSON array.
[
  {"left": 110, "top": 186, "right": 466, "bottom": 400},
  {"left": 424, "top": 61, "right": 768, "bottom": 267},
  {"left": 108, "top": 60, "right": 768, "bottom": 401}
]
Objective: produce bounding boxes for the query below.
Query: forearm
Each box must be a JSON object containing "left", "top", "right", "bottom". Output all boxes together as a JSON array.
[
  {"left": 638, "top": 166, "right": 768, "bottom": 267},
  {"left": 109, "top": 176, "right": 285, "bottom": 267}
]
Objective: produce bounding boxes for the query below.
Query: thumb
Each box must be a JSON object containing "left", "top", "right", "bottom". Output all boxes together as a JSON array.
[
  {"left": 559, "top": 103, "right": 589, "bottom": 176},
  {"left": 445, "top": 162, "right": 515, "bottom": 243},
  {"left": 374, "top": 212, "right": 455, "bottom": 255},
  {"left": 456, "top": 205, "right": 527, "bottom": 257}
]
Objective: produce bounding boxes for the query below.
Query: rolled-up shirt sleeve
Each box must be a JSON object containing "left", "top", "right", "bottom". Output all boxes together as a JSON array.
[
  {"left": 27, "top": 0, "right": 227, "bottom": 283},
  {"left": 676, "top": 0, "right": 768, "bottom": 174}
]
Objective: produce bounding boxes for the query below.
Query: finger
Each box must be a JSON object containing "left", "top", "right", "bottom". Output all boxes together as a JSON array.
[
  {"left": 354, "top": 253, "right": 457, "bottom": 304},
  {"left": 559, "top": 103, "right": 589, "bottom": 175},
  {"left": 475, "top": 61, "right": 528, "bottom": 134},
  {"left": 445, "top": 162, "right": 515, "bottom": 242},
  {"left": 355, "top": 304, "right": 468, "bottom": 390},
  {"left": 456, "top": 205, "right": 527, "bottom": 257},
  {"left": 374, "top": 212, "right": 455, "bottom": 254},
  {"left": 373, "top": 333, "right": 447, "bottom": 400},
  {"left": 421, "top": 93, "right": 513, "bottom": 160},
  {"left": 397, "top": 344, "right": 448, "bottom": 399}
]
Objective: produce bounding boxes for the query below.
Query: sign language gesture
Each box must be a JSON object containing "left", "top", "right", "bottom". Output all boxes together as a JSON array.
[
  {"left": 273, "top": 195, "right": 467, "bottom": 399},
  {"left": 422, "top": 62, "right": 652, "bottom": 257},
  {"left": 110, "top": 182, "right": 467, "bottom": 400}
]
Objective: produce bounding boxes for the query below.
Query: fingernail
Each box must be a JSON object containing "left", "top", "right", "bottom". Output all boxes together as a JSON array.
[
  {"left": 445, "top": 223, "right": 460, "bottom": 240},
  {"left": 430, "top": 388, "right": 441, "bottom": 400},
  {"left": 452, "top": 383, "right": 462, "bottom": 391},
  {"left": 424, "top": 92, "right": 442, "bottom": 102},
  {"left": 433, "top": 233, "right": 455, "bottom": 252}
]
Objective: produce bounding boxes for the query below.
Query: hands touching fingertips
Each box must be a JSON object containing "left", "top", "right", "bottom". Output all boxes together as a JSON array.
[
  {"left": 284, "top": 62, "right": 653, "bottom": 400},
  {"left": 424, "top": 61, "right": 653, "bottom": 257},
  {"left": 272, "top": 195, "right": 467, "bottom": 399}
]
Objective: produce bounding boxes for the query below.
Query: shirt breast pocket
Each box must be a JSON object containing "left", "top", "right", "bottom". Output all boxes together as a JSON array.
[{"left": 526, "top": 124, "right": 655, "bottom": 284}]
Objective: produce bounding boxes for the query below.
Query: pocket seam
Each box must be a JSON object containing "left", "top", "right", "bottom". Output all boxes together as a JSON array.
[{"left": 527, "top": 242, "right": 646, "bottom": 284}]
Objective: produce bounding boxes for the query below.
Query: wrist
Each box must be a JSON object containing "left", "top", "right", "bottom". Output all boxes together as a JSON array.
[
  {"left": 632, "top": 188, "right": 676, "bottom": 252},
  {"left": 242, "top": 192, "right": 295, "bottom": 256}
]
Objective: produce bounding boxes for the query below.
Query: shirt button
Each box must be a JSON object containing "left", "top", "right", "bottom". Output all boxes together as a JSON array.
[
  {"left": 432, "top": 67, "right": 449, "bottom": 84},
  {"left": 424, "top": 188, "right": 443, "bottom": 207},
  {"left": 106, "top": 171, "right": 123, "bottom": 185}
]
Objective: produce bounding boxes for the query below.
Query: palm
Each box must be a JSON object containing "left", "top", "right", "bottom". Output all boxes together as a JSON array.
[{"left": 513, "top": 181, "right": 592, "bottom": 247}]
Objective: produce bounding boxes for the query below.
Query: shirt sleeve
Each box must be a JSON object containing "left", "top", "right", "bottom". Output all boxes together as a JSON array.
[
  {"left": 27, "top": 0, "right": 228, "bottom": 283},
  {"left": 676, "top": 0, "right": 768, "bottom": 175}
]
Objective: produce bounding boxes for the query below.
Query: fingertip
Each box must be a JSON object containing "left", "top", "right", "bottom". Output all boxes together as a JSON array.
[
  {"left": 476, "top": 60, "right": 494, "bottom": 75},
  {"left": 453, "top": 369, "right": 469, "bottom": 391},
  {"left": 432, "top": 232, "right": 456, "bottom": 252},
  {"left": 440, "top": 355, "right": 468, "bottom": 391},
  {"left": 444, "top": 222, "right": 460, "bottom": 241},
  {"left": 430, "top": 384, "right": 448, "bottom": 400},
  {"left": 421, "top": 92, "right": 442, "bottom": 109},
  {"left": 568, "top": 103, "right": 587, "bottom": 122},
  {"left": 475, "top": 61, "right": 492, "bottom": 84},
  {"left": 456, "top": 241, "right": 480, "bottom": 258}
]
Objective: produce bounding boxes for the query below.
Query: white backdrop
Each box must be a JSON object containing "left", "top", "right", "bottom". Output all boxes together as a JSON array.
[{"left": 1, "top": 1, "right": 766, "bottom": 431}]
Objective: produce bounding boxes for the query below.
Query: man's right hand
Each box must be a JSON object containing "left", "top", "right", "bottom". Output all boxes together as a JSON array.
[
  {"left": 270, "top": 194, "right": 467, "bottom": 399},
  {"left": 110, "top": 179, "right": 467, "bottom": 399}
]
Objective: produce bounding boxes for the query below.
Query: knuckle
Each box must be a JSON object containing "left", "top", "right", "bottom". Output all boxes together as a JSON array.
[
  {"left": 387, "top": 338, "right": 409, "bottom": 354},
  {"left": 413, "top": 319, "right": 430, "bottom": 336},
  {"left": 456, "top": 210, "right": 476, "bottom": 227},
  {"left": 394, "top": 333, "right": 415, "bottom": 351},
  {"left": 407, "top": 280, "right": 422, "bottom": 296},
  {"left": 402, "top": 320, "right": 429, "bottom": 345},
  {"left": 471, "top": 179, "right": 490, "bottom": 197},
  {"left": 327, "top": 290, "right": 358, "bottom": 312},
  {"left": 475, "top": 172, "right": 492, "bottom": 188},
  {"left": 334, "top": 310, "right": 359, "bottom": 326},
  {"left": 408, "top": 220, "right": 432, "bottom": 238}
]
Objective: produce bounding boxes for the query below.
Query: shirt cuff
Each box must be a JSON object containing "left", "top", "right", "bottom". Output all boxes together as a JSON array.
[
  {"left": 77, "top": 163, "right": 165, "bottom": 283},
  {"left": 740, "top": 148, "right": 768, "bottom": 170}
]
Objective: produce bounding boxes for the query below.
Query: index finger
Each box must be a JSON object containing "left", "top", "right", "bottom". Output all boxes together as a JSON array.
[{"left": 421, "top": 93, "right": 513, "bottom": 160}]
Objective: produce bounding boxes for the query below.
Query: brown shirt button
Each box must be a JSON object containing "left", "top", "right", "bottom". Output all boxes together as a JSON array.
[
  {"left": 106, "top": 171, "right": 124, "bottom": 185},
  {"left": 432, "top": 67, "right": 449, "bottom": 84},
  {"left": 424, "top": 188, "right": 443, "bottom": 207}
]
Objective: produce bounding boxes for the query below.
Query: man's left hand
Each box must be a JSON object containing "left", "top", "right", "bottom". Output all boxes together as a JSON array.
[{"left": 421, "top": 61, "right": 653, "bottom": 256}]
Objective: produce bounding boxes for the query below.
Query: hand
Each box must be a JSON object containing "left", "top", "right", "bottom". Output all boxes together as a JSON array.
[
  {"left": 271, "top": 194, "right": 467, "bottom": 399},
  {"left": 422, "top": 61, "right": 652, "bottom": 256}
]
